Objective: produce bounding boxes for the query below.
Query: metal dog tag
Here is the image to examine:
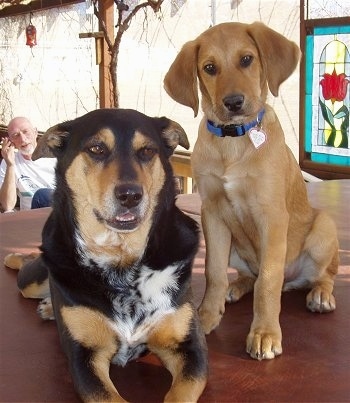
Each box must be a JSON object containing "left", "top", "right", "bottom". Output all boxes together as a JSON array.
[{"left": 248, "top": 126, "right": 266, "bottom": 148}]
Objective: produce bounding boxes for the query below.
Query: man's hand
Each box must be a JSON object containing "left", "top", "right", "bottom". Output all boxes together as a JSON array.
[{"left": 1, "top": 137, "right": 15, "bottom": 166}]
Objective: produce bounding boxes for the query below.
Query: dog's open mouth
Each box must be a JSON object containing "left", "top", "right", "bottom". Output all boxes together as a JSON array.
[{"left": 94, "top": 209, "right": 140, "bottom": 232}]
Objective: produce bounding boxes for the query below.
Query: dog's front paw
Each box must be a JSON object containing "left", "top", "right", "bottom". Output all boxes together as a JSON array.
[
  {"left": 4, "top": 252, "right": 39, "bottom": 270},
  {"left": 246, "top": 328, "right": 282, "bottom": 360},
  {"left": 306, "top": 286, "right": 336, "bottom": 313},
  {"left": 37, "top": 297, "right": 55, "bottom": 320},
  {"left": 198, "top": 303, "right": 224, "bottom": 334}
]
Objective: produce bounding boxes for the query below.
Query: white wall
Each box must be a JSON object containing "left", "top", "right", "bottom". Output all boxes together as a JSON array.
[
  {"left": 118, "top": 0, "right": 300, "bottom": 155},
  {"left": 0, "top": 0, "right": 300, "bottom": 156},
  {"left": 0, "top": 3, "right": 99, "bottom": 128}
]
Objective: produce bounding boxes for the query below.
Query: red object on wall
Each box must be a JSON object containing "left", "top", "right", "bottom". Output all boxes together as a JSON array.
[{"left": 26, "top": 23, "right": 37, "bottom": 48}]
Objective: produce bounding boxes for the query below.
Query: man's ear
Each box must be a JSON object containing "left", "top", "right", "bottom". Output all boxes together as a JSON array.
[
  {"left": 32, "top": 124, "right": 69, "bottom": 160},
  {"left": 156, "top": 117, "right": 190, "bottom": 158}
]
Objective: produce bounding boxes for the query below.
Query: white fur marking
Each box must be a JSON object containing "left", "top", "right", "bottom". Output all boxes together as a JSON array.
[{"left": 111, "top": 264, "right": 181, "bottom": 366}]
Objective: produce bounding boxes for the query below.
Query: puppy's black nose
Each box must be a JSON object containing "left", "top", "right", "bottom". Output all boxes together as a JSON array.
[
  {"left": 115, "top": 184, "right": 143, "bottom": 208},
  {"left": 223, "top": 94, "right": 244, "bottom": 112}
]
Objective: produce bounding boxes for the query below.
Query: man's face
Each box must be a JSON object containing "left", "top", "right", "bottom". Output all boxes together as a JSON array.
[{"left": 8, "top": 118, "right": 38, "bottom": 156}]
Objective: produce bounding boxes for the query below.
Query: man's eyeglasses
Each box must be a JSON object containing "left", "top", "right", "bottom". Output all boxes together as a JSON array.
[{"left": 8, "top": 128, "right": 36, "bottom": 140}]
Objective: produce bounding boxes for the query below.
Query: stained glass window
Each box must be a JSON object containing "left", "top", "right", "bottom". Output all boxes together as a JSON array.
[{"left": 304, "top": 25, "right": 350, "bottom": 166}]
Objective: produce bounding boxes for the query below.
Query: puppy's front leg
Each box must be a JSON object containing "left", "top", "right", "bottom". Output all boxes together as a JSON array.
[
  {"left": 246, "top": 215, "right": 288, "bottom": 360},
  {"left": 60, "top": 306, "right": 126, "bottom": 402},
  {"left": 198, "top": 201, "right": 231, "bottom": 334}
]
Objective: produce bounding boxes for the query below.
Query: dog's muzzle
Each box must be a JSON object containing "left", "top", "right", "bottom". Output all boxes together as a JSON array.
[{"left": 94, "top": 183, "right": 145, "bottom": 232}]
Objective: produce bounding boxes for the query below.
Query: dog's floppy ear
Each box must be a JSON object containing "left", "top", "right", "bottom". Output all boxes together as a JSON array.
[
  {"left": 156, "top": 117, "right": 190, "bottom": 157},
  {"left": 247, "top": 22, "right": 301, "bottom": 97},
  {"left": 164, "top": 40, "right": 200, "bottom": 117},
  {"left": 32, "top": 124, "right": 69, "bottom": 161}
]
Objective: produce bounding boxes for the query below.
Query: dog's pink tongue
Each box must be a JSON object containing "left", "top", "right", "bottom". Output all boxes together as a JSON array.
[{"left": 117, "top": 212, "right": 136, "bottom": 222}]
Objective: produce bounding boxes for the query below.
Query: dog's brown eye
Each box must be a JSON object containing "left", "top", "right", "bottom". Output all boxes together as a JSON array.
[
  {"left": 138, "top": 147, "right": 156, "bottom": 161},
  {"left": 87, "top": 144, "right": 108, "bottom": 159},
  {"left": 203, "top": 64, "right": 217, "bottom": 75},
  {"left": 89, "top": 145, "right": 104, "bottom": 154},
  {"left": 240, "top": 55, "right": 253, "bottom": 68}
]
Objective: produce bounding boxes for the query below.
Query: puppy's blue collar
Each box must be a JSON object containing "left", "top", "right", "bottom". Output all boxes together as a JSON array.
[{"left": 207, "top": 109, "right": 265, "bottom": 137}]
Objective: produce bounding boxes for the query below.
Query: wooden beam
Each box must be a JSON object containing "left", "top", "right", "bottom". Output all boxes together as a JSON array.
[
  {"left": 98, "top": 0, "right": 114, "bottom": 109},
  {"left": 79, "top": 32, "right": 104, "bottom": 64},
  {"left": 78, "top": 32, "right": 104, "bottom": 39}
]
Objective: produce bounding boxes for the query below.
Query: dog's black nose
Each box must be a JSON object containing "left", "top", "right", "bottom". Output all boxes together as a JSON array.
[
  {"left": 223, "top": 94, "right": 244, "bottom": 112},
  {"left": 115, "top": 184, "right": 143, "bottom": 208}
]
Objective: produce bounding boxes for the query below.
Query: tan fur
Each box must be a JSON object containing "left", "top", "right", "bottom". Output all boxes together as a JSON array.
[
  {"left": 165, "top": 373, "right": 206, "bottom": 403},
  {"left": 62, "top": 304, "right": 206, "bottom": 403},
  {"left": 65, "top": 129, "right": 165, "bottom": 267},
  {"left": 20, "top": 280, "right": 50, "bottom": 299},
  {"left": 148, "top": 303, "right": 193, "bottom": 347},
  {"left": 151, "top": 347, "right": 207, "bottom": 403},
  {"left": 4, "top": 252, "right": 49, "bottom": 298},
  {"left": 148, "top": 304, "right": 207, "bottom": 403},
  {"left": 164, "top": 22, "right": 339, "bottom": 360},
  {"left": 4, "top": 252, "right": 40, "bottom": 271},
  {"left": 61, "top": 306, "right": 126, "bottom": 402}
]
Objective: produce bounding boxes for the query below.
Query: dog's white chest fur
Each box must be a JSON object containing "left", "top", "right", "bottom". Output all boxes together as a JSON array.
[{"left": 110, "top": 264, "right": 179, "bottom": 366}]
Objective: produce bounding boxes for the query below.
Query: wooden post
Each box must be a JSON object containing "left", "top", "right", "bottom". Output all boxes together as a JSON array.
[{"left": 98, "top": 0, "right": 114, "bottom": 108}]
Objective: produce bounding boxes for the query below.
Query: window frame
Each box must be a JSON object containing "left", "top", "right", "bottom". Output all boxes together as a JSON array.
[{"left": 299, "top": 0, "right": 350, "bottom": 179}]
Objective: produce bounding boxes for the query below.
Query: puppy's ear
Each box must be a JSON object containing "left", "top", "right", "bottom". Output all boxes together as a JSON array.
[
  {"left": 248, "top": 22, "right": 301, "bottom": 97},
  {"left": 164, "top": 40, "right": 200, "bottom": 117},
  {"left": 156, "top": 117, "right": 190, "bottom": 157},
  {"left": 32, "top": 124, "right": 69, "bottom": 161}
]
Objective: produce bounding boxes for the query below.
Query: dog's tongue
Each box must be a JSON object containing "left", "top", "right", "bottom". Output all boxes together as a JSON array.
[{"left": 116, "top": 212, "right": 136, "bottom": 222}]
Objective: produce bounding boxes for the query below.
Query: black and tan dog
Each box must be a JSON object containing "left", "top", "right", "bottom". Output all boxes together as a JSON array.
[{"left": 4, "top": 109, "right": 208, "bottom": 402}]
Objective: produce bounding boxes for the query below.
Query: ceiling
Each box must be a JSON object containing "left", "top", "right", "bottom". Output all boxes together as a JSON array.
[{"left": 0, "top": 0, "right": 83, "bottom": 18}]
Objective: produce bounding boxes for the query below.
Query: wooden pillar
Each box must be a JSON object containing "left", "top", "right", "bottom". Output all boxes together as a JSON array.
[{"left": 98, "top": 0, "right": 114, "bottom": 108}]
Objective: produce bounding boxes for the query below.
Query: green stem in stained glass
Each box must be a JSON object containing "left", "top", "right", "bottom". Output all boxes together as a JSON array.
[
  {"left": 325, "top": 127, "right": 337, "bottom": 147},
  {"left": 319, "top": 98, "right": 334, "bottom": 127},
  {"left": 339, "top": 107, "right": 349, "bottom": 148},
  {"left": 319, "top": 99, "right": 349, "bottom": 148}
]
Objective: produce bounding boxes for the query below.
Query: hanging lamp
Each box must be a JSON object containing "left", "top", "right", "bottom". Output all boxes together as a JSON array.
[{"left": 26, "top": 12, "right": 37, "bottom": 48}]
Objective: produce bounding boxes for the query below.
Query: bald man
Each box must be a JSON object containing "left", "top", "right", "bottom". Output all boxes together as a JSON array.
[{"left": 0, "top": 117, "right": 56, "bottom": 212}]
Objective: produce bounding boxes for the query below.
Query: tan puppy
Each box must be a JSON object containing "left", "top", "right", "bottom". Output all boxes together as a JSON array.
[{"left": 164, "top": 22, "right": 339, "bottom": 360}]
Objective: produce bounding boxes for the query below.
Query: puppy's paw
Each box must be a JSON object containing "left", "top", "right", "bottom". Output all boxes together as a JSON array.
[
  {"left": 226, "top": 284, "right": 241, "bottom": 303},
  {"left": 37, "top": 297, "right": 55, "bottom": 320},
  {"left": 4, "top": 252, "right": 40, "bottom": 270},
  {"left": 198, "top": 303, "right": 224, "bottom": 334},
  {"left": 246, "top": 329, "right": 282, "bottom": 360},
  {"left": 306, "top": 286, "right": 336, "bottom": 313},
  {"left": 226, "top": 277, "right": 255, "bottom": 303}
]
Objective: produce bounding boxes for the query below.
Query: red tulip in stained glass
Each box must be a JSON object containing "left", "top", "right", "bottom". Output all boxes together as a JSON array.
[{"left": 320, "top": 69, "right": 349, "bottom": 103}]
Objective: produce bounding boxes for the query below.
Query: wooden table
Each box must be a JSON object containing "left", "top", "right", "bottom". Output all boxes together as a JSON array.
[{"left": 1, "top": 180, "right": 349, "bottom": 402}]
